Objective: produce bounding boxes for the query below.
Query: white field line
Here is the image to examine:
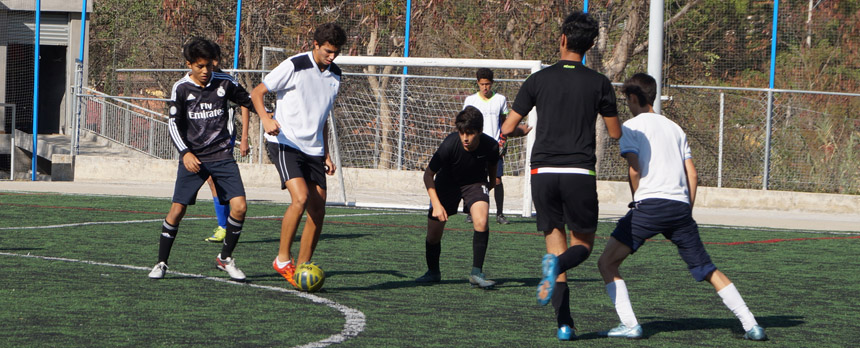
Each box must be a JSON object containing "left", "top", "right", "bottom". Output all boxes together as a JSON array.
[
  {"left": 0, "top": 211, "right": 422, "bottom": 231},
  {"left": 0, "top": 252, "right": 365, "bottom": 348}
]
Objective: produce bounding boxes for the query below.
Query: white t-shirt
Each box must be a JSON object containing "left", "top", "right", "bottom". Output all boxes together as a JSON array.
[
  {"left": 263, "top": 51, "right": 341, "bottom": 156},
  {"left": 619, "top": 112, "right": 692, "bottom": 204},
  {"left": 463, "top": 92, "right": 509, "bottom": 142}
]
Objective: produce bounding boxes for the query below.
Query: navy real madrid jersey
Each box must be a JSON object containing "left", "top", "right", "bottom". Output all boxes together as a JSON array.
[{"left": 168, "top": 72, "right": 253, "bottom": 162}]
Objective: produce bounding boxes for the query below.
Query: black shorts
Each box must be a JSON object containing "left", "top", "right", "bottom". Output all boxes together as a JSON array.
[
  {"left": 428, "top": 182, "right": 490, "bottom": 221},
  {"left": 172, "top": 159, "right": 245, "bottom": 205},
  {"left": 531, "top": 173, "right": 598, "bottom": 233},
  {"left": 266, "top": 142, "right": 327, "bottom": 190},
  {"left": 611, "top": 199, "right": 717, "bottom": 282}
]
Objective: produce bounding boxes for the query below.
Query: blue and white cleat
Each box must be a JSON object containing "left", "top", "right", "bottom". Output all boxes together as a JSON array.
[
  {"left": 536, "top": 254, "right": 559, "bottom": 306},
  {"left": 599, "top": 323, "right": 643, "bottom": 339},
  {"left": 743, "top": 325, "right": 767, "bottom": 341},
  {"left": 557, "top": 325, "right": 575, "bottom": 341}
]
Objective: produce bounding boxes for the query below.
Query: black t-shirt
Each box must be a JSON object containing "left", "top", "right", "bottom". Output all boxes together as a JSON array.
[
  {"left": 168, "top": 72, "right": 253, "bottom": 162},
  {"left": 511, "top": 60, "right": 618, "bottom": 170},
  {"left": 428, "top": 132, "right": 499, "bottom": 188}
]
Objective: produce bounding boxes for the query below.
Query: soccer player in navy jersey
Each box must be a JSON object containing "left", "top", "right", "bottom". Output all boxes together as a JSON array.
[
  {"left": 250, "top": 23, "right": 347, "bottom": 289},
  {"left": 502, "top": 11, "right": 622, "bottom": 340},
  {"left": 415, "top": 106, "right": 499, "bottom": 289},
  {"left": 596, "top": 73, "right": 766, "bottom": 341},
  {"left": 149, "top": 37, "right": 255, "bottom": 281}
]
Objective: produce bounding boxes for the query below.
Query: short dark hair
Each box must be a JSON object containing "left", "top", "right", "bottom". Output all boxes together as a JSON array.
[
  {"left": 561, "top": 11, "right": 599, "bottom": 55},
  {"left": 622, "top": 73, "right": 658, "bottom": 107},
  {"left": 212, "top": 42, "right": 223, "bottom": 63},
  {"left": 456, "top": 106, "right": 484, "bottom": 134},
  {"left": 183, "top": 37, "right": 218, "bottom": 63},
  {"left": 314, "top": 23, "right": 347, "bottom": 48},
  {"left": 476, "top": 68, "right": 494, "bottom": 81}
]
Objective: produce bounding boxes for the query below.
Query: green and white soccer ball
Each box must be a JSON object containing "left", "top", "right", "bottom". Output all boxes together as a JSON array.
[{"left": 293, "top": 262, "right": 325, "bottom": 292}]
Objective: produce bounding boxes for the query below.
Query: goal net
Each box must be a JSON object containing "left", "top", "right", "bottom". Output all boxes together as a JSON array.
[{"left": 263, "top": 51, "right": 541, "bottom": 213}]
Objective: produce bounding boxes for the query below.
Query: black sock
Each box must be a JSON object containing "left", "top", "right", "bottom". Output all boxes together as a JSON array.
[
  {"left": 219, "top": 216, "right": 243, "bottom": 259},
  {"left": 472, "top": 230, "right": 489, "bottom": 270},
  {"left": 158, "top": 220, "right": 178, "bottom": 263},
  {"left": 557, "top": 245, "right": 591, "bottom": 273},
  {"left": 494, "top": 183, "right": 504, "bottom": 215},
  {"left": 426, "top": 240, "right": 441, "bottom": 273},
  {"left": 552, "top": 282, "right": 574, "bottom": 328}
]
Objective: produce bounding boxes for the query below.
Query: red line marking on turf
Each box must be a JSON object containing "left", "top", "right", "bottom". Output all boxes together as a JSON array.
[
  {"left": 707, "top": 235, "right": 860, "bottom": 245},
  {"left": 324, "top": 220, "right": 860, "bottom": 243},
  {"left": 0, "top": 202, "right": 212, "bottom": 217},
  {"left": 0, "top": 192, "right": 53, "bottom": 196}
]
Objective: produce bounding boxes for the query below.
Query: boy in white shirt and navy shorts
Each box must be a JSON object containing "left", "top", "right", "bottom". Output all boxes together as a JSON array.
[{"left": 596, "top": 73, "right": 767, "bottom": 341}]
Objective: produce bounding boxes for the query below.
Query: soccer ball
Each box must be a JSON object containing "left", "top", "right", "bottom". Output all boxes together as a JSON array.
[{"left": 293, "top": 262, "right": 325, "bottom": 292}]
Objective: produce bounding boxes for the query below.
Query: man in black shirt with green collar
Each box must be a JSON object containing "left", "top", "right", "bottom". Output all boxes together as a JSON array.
[{"left": 502, "top": 11, "right": 622, "bottom": 341}]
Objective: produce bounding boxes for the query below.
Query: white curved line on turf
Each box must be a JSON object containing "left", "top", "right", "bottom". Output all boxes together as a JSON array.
[
  {"left": 0, "top": 252, "right": 365, "bottom": 348},
  {"left": 0, "top": 211, "right": 423, "bottom": 231}
]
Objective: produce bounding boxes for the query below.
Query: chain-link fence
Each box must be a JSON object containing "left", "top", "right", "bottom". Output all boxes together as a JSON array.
[{"left": 42, "top": 0, "right": 857, "bottom": 194}]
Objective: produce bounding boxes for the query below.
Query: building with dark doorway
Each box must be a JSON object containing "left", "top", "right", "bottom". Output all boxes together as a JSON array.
[{"left": 1, "top": 0, "right": 91, "bottom": 136}]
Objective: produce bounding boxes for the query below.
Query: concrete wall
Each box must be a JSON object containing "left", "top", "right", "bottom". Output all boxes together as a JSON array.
[{"left": 73, "top": 154, "right": 860, "bottom": 215}]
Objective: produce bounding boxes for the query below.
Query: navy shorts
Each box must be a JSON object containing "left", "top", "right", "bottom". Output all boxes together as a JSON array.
[
  {"left": 428, "top": 182, "right": 490, "bottom": 220},
  {"left": 531, "top": 173, "right": 598, "bottom": 233},
  {"left": 173, "top": 158, "right": 245, "bottom": 205},
  {"left": 611, "top": 198, "right": 717, "bottom": 282},
  {"left": 495, "top": 157, "right": 504, "bottom": 178},
  {"left": 266, "top": 142, "right": 327, "bottom": 190}
]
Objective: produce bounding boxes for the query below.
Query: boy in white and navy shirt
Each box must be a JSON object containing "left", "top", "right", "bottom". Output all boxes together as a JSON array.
[
  {"left": 250, "top": 23, "right": 347, "bottom": 290},
  {"left": 596, "top": 73, "right": 767, "bottom": 341}
]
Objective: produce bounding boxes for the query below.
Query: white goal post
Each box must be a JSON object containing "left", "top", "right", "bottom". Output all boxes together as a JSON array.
[
  {"left": 331, "top": 56, "right": 541, "bottom": 216},
  {"left": 262, "top": 49, "right": 544, "bottom": 214}
]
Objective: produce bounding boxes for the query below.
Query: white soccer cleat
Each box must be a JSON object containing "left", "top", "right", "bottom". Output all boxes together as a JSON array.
[
  {"left": 148, "top": 262, "right": 168, "bottom": 279},
  {"left": 216, "top": 254, "right": 246, "bottom": 281}
]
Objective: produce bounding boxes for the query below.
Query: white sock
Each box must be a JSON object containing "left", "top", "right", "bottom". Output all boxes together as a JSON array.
[
  {"left": 276, "top": 258, "right": 291, "bottom": 269},
  {"left": 718, "top": 283, "right": 758, "bottom": 331},
  {"left": 607, "top": 279, "right": 639, "bottom": 328}
]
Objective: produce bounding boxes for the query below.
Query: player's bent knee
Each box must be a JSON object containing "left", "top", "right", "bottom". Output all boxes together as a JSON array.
[
  {"left": 230, "top": 205, "right": 247, "bottom": 218},
  {"left": 690, "top": 263, "right": 718, "bottom": 282},
  {"left": 305, "top": 205, "right": 325, "bottom": 220}
]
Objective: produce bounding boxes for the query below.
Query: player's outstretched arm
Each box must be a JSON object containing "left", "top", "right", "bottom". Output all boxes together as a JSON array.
[
  {"left": 684, "top": 158, "right": 698, "bottom": 208},
  {"left": 501, "top": 110, "right": 532, "bottom": 138},
  {"left": 603, "top": 116, "right": 622, "bottom": 140},
  {"left": 487, "top": 160, "right": 498, "bottom": 191},
  {"left": 239, "top": 106, "right": 251, "bottom": 156},
  {"left": 323, "top": 120, "right": 336, "bottom": 175},
  {"left": 423, "top": 167, "right": 448, "bottom": 222},
  {"left": 251, "top": 83, "right": 280, "bottom": 136},
  {"left": 623, "top": 153, "right": 641, "bottom": 199}
]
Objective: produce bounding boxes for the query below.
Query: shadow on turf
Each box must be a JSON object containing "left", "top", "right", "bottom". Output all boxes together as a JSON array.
[
  {"left": 612, "top": 315, "right": 804, "bottom": 339},
  {"left": 323, "top": 275, "right": 601, "bottom": 291},
  {"left": 238, "top": 233, "right": 369, "bottom": 244},
  {"left": 0, "top": 247, "right": 43, "bottom": 251}
]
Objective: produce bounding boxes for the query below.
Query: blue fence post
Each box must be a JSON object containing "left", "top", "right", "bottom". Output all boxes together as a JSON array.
[
  {"left": 233, "top": 0, "right": 242, "bottom": 70},
  {"left": 397, "top": 0, "right": 412, "bottom": 170},
  {"left": 582, "top": 0, "right": 588, "bottom": 65},
  {"left": 763, "top": 0, "right": 780, "bottom": 190},
  {"left": 32, "top": 0, "right": 42, "bottom": 181}
]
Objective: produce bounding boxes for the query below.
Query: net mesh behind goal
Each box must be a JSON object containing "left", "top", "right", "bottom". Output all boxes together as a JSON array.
[{"left": 264, "top": 50, "right": 539, "bottom": 208}]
